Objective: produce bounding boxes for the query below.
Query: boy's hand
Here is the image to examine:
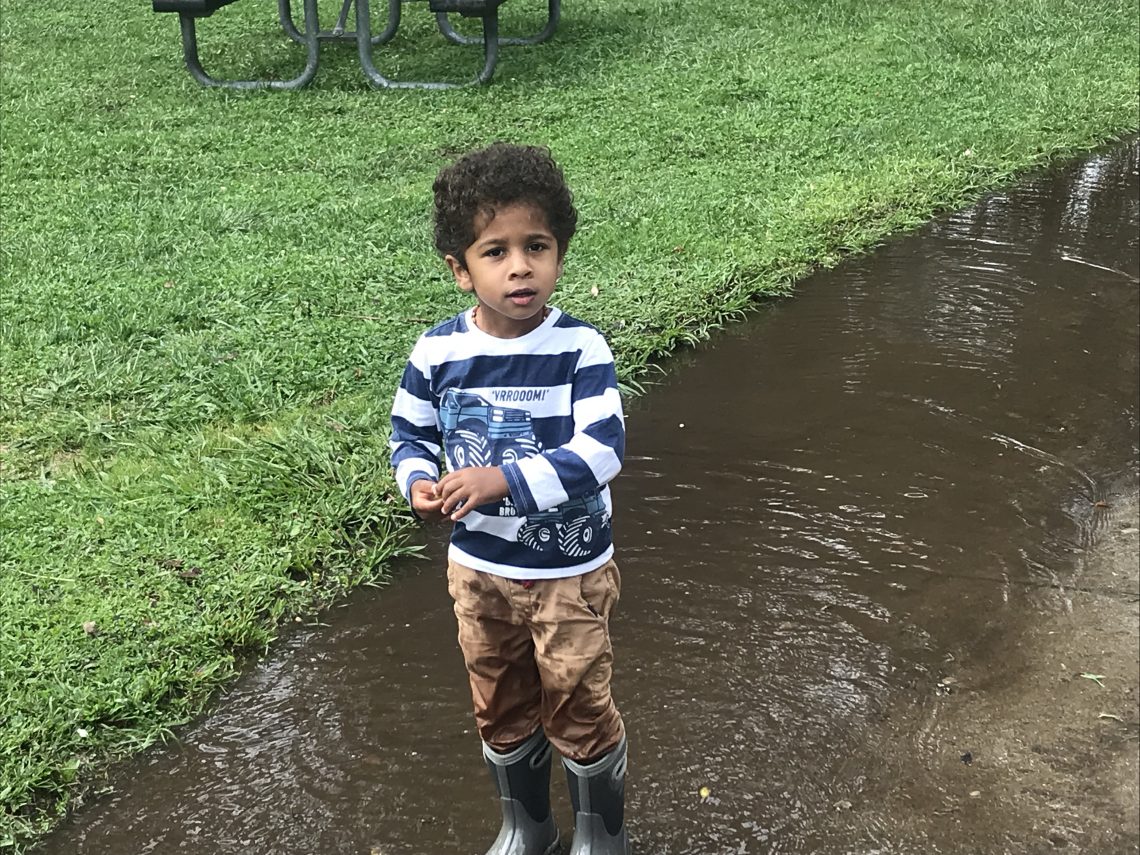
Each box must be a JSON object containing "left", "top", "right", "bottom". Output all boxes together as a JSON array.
[
  {"left": 435, "top": 467, "right": 510, "bottom": 521},
  {"left": 410, "top": 479, "right": 446, "bottom": 524}
]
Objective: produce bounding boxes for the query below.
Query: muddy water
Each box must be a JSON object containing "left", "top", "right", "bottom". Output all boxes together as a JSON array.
[{"left": 37, "top": 143, "right": 1139, "bottom": 855}]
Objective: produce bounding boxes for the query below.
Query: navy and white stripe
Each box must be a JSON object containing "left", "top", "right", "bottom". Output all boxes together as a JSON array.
[{"left": 389, "top": 306, "right": 625, "bottom": 580}]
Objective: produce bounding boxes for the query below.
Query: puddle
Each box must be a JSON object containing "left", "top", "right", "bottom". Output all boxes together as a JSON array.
[{"left": 35, "top": 141, "right": 1139, "bottom": 854}]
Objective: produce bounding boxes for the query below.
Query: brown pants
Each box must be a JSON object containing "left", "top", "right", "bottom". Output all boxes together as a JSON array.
[{"left": 447, "top": 558, "right": 625, "bottom": 762}]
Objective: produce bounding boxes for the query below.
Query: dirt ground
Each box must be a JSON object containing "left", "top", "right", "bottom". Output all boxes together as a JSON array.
[{"left": 827, "top": 492, "right": 1140, "bottom": 854}]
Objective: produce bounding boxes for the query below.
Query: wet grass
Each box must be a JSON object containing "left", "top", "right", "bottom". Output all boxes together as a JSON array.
[{"left": 1, "top": 0, "right": 1137, "bottom": 848}]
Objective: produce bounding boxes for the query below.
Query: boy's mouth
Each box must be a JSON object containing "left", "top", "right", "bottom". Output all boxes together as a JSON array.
[{"left": 506, "top": 288, "right": 537, "bottom": 306}]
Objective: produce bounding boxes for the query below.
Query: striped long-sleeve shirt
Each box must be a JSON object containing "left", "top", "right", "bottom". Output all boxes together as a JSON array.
[{"left": 390, "top": 306, "right": 625, "bottom": 580}]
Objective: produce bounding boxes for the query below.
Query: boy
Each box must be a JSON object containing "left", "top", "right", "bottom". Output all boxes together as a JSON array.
[{"left": 389, "top": 143, "right": 629, "bottom": 855}]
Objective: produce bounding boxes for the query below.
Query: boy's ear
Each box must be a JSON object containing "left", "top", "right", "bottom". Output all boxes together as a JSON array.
[{"left": 445, "top": 254, "right": 474, "bottom": 292}]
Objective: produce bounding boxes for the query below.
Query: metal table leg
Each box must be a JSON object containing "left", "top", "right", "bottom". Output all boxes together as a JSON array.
[
  {"left": 435, "top": 0, "right": 558, "bottom": 46},
  {"left": 356, "top": 0, "right": 500, "bottom": 88},
  {"left": 178, "top": 0, "right": 319, "bottom": 90},
  {"left": 279, "top": 0, "right": 401, "bottom": 46}
]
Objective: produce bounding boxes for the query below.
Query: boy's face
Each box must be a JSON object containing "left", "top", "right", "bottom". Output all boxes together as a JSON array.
[{"left": 446, "top": 202, "right": 563, "bottom": 339}]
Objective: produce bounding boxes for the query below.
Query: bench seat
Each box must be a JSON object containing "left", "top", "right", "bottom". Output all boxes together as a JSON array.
[
  {"left": 428, "top": 0, "right": 508, "bottom": 16},
  {"left": 152, "top": 0, "right": 236, "bottom": 15}
]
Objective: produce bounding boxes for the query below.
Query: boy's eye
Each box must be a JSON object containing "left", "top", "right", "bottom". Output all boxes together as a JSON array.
[
  {"left": 484, "top": 247, "right": 505, "bottom": 257},
  {"left": 528, "top": 242, "right": 549, "bottom": 252}
]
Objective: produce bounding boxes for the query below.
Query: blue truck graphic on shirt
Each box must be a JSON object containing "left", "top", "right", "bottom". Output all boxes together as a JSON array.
[
  {"left": 440, "top": 389, "right": 610, "bottom": 558},
  {"left": 440, "top": 390, "right": 541, "bottom": 468},
  {"left": 518, "top": 490, "right": 611, "bottom": 558}
]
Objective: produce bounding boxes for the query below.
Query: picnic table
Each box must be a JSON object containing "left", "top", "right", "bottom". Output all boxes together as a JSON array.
[{"left": 152, "top": 0, "right": 560, "bottom": 89}]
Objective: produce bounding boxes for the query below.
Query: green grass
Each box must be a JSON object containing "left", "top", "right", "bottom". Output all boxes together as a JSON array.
[{"left": 1, "top": 0, "right": 1137, "bottom": 847}]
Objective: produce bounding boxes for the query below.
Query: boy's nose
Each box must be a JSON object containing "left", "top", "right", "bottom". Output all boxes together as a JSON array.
[{"left": 508, "top": 255, "right": 532, "bottom": 278}]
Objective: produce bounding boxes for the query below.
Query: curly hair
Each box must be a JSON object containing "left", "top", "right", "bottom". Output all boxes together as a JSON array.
[{"left": 433, "top": 143, "right": 578, "bottom": 268}]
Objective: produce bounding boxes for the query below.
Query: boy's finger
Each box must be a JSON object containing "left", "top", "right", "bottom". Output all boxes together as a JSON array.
[
  {"left": 443, "top": 487, "right": 473, "bottom": 515},
  {"left": 452, "top": 485, "right": 493, "bottom": 518}
]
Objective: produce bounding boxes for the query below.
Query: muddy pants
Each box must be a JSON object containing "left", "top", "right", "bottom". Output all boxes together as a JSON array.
[{"left": 447, "top": 558, "right": 625, "bottom": 763}]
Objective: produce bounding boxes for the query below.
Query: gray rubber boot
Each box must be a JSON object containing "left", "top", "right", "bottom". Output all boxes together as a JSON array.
[
  {"left": 562, "top": 735, "right": 629, "bottom": 855},
  {"left": 482, "top": 729, "right": 561, "bottom": 855}
]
